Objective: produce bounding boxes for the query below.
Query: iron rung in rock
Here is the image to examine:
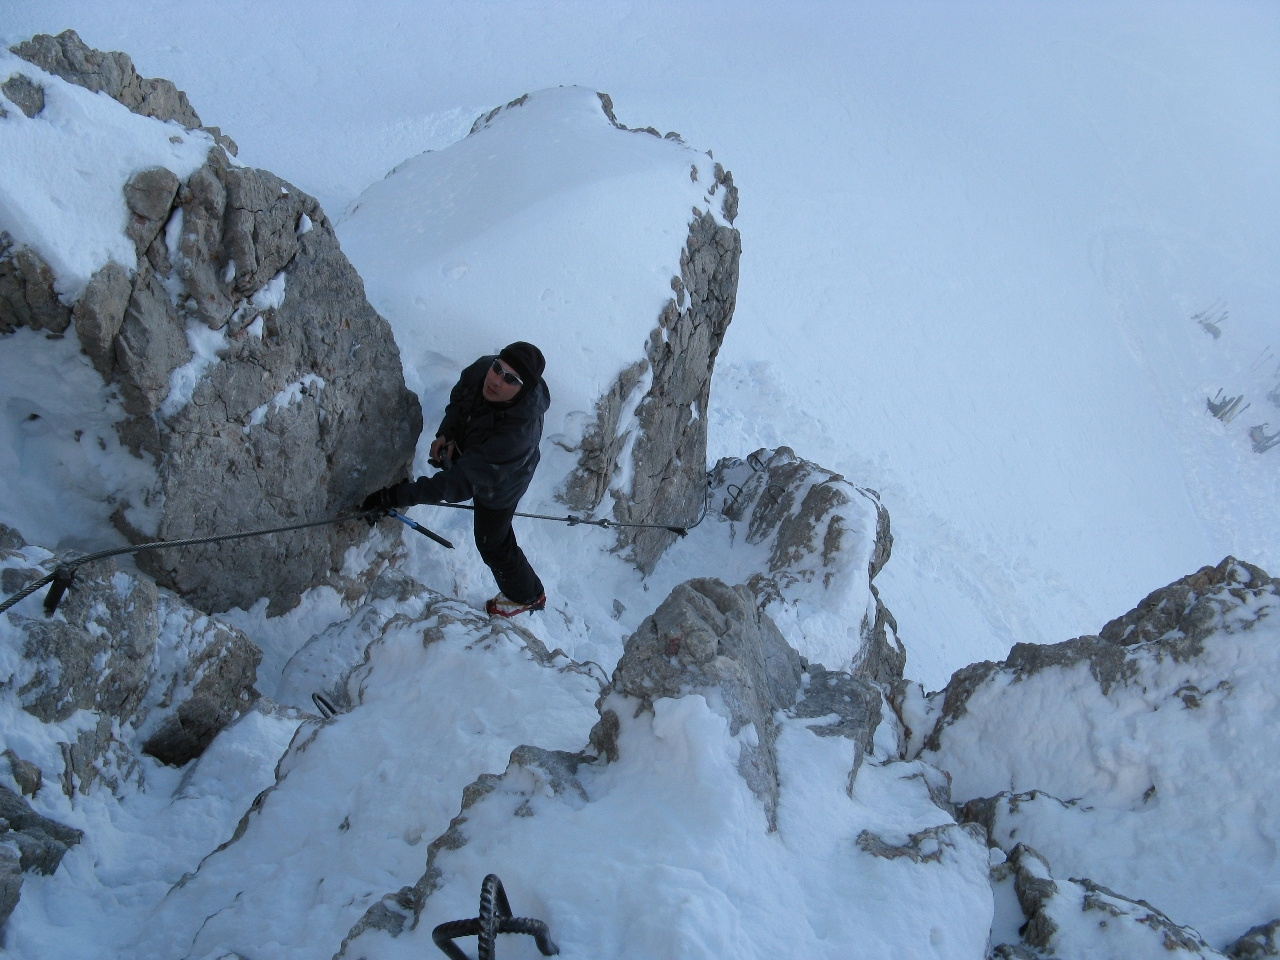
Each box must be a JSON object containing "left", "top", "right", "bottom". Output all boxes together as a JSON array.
[{"left": 432, "top": 874, "right": 559, "bottom": 960}]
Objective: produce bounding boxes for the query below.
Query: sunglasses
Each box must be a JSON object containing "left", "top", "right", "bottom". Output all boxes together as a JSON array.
[{"left": 490, "top": 359, "right": 523, "bottom": 386}]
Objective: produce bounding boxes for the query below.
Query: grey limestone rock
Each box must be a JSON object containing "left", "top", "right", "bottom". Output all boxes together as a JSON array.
[
  {"left": 712, "top": 446, "right": 904, "bottom": 682},
  {"left": 1005, "top": 843, "right": 1060, "bottom": 952},
  {"left": 0, "top": 232, "right": 71, "bottom": 335},
  {"left": 996, "top": 843, "right": 1226, "bottom": 958},
  {"left": 11, "top": 29, "right": 201, "bottom": 129},
  {"left": 856, "top": 822, "right": 986, "bottom": 865},
  {"left": 2, "top": 751, "right": 41, "bottom": 799},
  {"left": 0, "top": 843, "right": 20, "bottom": 938},
  {"left": 563, "top": 207, "right": 740, "bottom": 574},
  {"left": 1099, "top": 555, "right": 1277, "bottom": 655},
  {"left": 113, "top": 272, "right": 192, "bottom": 416},
  {"left": 135, "top": 174, "right": 422, "bottom": 612},
  {"left": 6, "top": 34, "right": 422, "bottom": 612},
  {"left": 1, "top": 73, "right": 44, "bottom": 118},
  {"left": 123, "top": 167, "right": 181, "bottom": 259},
  {"left": 0, "top": 784, "right": 82, "bottom": 939},
  {"left": 606, "top": 577, "right": 801, "bottom": 827},
  {"left": 71, "top": 260, "right": 133, "bottom": 375},
  {"left": 791, "top": 665, "right": 882, "bottom": 784},
  {"left": 2, "top": 539, "right": 261, "bottom": 782}
]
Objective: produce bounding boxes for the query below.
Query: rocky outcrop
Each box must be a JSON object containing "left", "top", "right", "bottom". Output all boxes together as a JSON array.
[
  {"left": 1, "top": 524, "right": 260, "bottom": 782},
  {"left": 0, "top": 784, "right": 83, "bottom": 937},
  {"left": 1098, "top": 555, "right": 1276, "bottom": 652},
  {"left": 921, "top": 556, "right": 1276, "bottom": 752},
  {"left": 1229, "top": 920, "right": 1280, "bottom": 959},
  {"left": 336, "top": 576, "right": 964, "bottom": 960},
  {"left": 0, "top": 232, "right": 70, "bottom": 335},
  {"left": 10, "top": 29, "right": 236, "bottom": 153},
  {"left": 2, "top": 34, "right": 422, "bottom": 613},
  {"left": 711, "top": 446, "right": 904, "bottom": 681},
  {"left": 603, "top": 577, "right": 802, "bottom": 826},
  {"left": 596, "top": 576, "right": 884, "bottom": 824},
  {"left": 561, "top": 179, "right": 740, "bottom": 573},
  {"left": 918, "top": 557, "right": 1280, "bottom": 953}
]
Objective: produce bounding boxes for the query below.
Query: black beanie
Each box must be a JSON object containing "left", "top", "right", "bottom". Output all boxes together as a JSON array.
[{"left": 499, "top": 341, "right": 545, "bottom": 387}]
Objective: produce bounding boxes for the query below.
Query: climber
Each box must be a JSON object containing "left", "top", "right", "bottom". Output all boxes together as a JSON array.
[{"left": 362, "top": 342, "right": 549, "bottom": 617}]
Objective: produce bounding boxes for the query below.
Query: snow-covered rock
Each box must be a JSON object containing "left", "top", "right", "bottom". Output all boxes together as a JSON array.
[
  {"left": 0, "top": 34, "right": 421, "bottom": 613},
  {"left": 916, "top": 557, "right": 1280, "bottom": 954},
  {"left": 1, "top": 524, "right": 261, "bottom": 779},
  {"left": 991, "top": 843, "right": 1230, "bottom": 960},
  {"left": 693, "top": 446, "right": 902, "bottom": 678},
  {"left": 0, "top": 784, "right": 82, "bottom": 939},
  {"left": 336, "top": 573, "right": 989, "bottom": 960},
  {"left": 601, "top": 577, "right": 803, "bottom": 828},
  {"left": 10, "top": 29, "right": 234, "bottom": 153}
]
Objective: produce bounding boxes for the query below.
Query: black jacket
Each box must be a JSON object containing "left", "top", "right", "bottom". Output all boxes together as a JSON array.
[{"left": 395, "top": 355, "right": 549, "bottom": 510}]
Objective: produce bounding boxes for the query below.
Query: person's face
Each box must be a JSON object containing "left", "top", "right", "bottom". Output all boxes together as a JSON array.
[{"left": 482, "top": 358, "right": 523, "bottom": 402}]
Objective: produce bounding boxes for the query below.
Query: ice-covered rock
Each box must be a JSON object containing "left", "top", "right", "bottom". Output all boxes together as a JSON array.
[
  {"left": 917, "top": 557, "right": 1280, "bottom": 952},
  {"left": 0, "top": 34, "right": 422, "bottom": 613}
]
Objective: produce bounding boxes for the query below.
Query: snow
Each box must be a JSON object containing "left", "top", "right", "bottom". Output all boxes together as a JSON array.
[
  {"left": 0, "top": 49, "right": 211, "bottom": 301},
  {"left": 243, "top": 373, "right": 325, "bottom": 433},
  {"left": 0, "top": 4, "right": 1278, "bottom": 959},
  {"left": 3, "top": 4, "right": 1276, "bottom": 688},
  {"left": 0, "top": 329, "right": 158, "bottom": 549},
  {"left": 158, "top": 320, "right": 227, "bottom": 419}
]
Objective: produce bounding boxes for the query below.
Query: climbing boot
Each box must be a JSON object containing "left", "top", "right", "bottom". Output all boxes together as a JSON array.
[{"left": 485, "top": 592, "right": 547, "bottom": 617}]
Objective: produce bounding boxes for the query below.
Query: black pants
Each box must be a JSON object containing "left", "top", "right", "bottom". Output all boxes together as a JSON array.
[{"left": 473, "top": 503, "right": 544, "bottom": 603}]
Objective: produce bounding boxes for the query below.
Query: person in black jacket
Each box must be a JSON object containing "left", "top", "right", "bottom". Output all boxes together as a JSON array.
[{"left": 363, "top": 342, "right": 549, "bottom": 617}]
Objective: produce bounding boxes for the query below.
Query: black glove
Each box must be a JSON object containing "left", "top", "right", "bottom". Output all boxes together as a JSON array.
[{"left": 360, "top": 485, "right": 400, "bottom": 517}]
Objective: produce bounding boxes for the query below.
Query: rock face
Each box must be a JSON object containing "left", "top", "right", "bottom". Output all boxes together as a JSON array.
[
  {"left": 561, "top": 105, "right": 741, "bottom": 572},
  {"left": 597, "top": 577, "right": 884, "bottom": 827},
  {"left": 3, "top": 33, "right": 422, "bottom": 613},
  {"left": 711, "top": 446, "right": 904, "bottom": 681},
  {"left": 1, "top": 524, "right": 261, "bottom": 782}
]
